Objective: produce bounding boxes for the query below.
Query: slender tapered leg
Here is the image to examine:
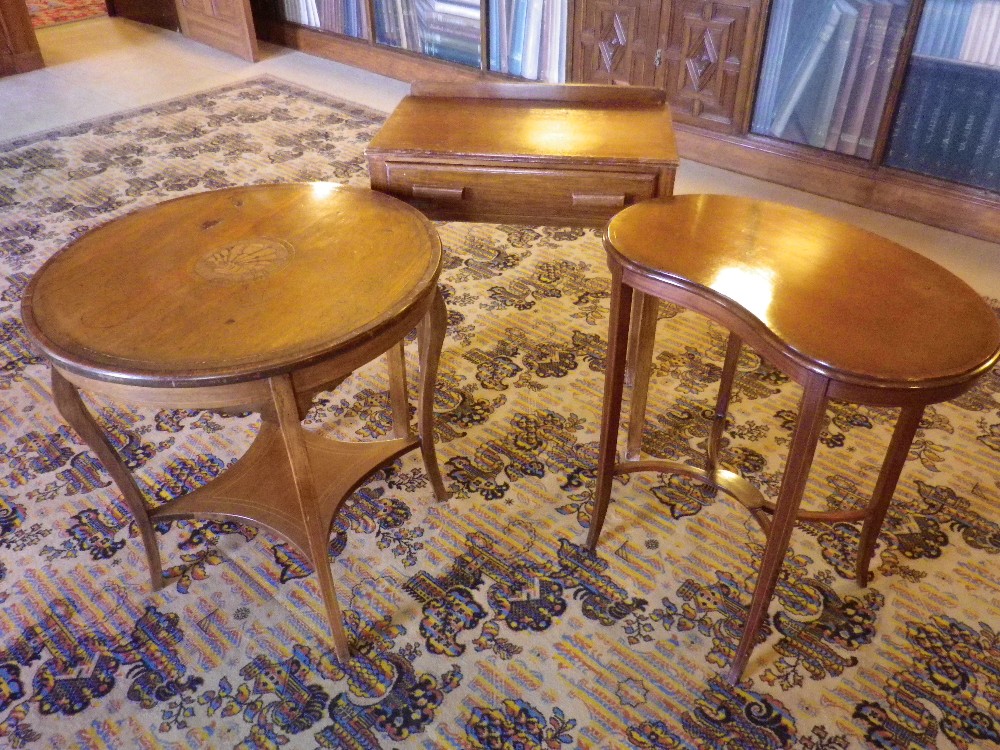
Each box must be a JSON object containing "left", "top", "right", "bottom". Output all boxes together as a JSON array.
[
  {"left": 51, "top": 369, "right": 168, "bottom": 592},
  {"left": 854, "top": 404, "right": 924, "bottom": 587},
  {"left": 625, "top": 293, "right": 659, "bottom": 460},
  {"left": 267, "top": 374, "right": 351, "bottom": 662},
  {"left": 386, "top": 342, "right": 411, "bottom": 439},
  {"left": 707, "top": 333, "right": 743, "bottom": 471},
  {"left": 624, "top": 291, "right": 645, "bottom": 388},
  {"left": 727, "top": 375, "right": 830, "bottom": 683},
  {"left": 587, "top": 266, "right": 634, "bottom": 550},
  {"left": 416, "top": 286, "right": 449, "bottom": 502}
]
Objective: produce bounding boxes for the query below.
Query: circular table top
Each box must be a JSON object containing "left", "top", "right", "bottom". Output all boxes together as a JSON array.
[
  {"left": 605, "top": 194, "right": 1000, "bottom": 389},
  {"left": 22, "top": 183, "right": 442, "bottom": 387}
]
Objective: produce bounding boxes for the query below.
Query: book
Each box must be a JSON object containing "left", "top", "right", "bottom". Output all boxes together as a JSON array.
[
  {"left": 395, "top": 0, "right": 411, "bottom": 48},
  {"left": 885, "top": 55, "right": 936, "bottom": 170},
  {"left": 854, "top": 0, "right": 908, "bottom": 158},
  {"left": 538, "top": 0, "right": 552, "bottom": 82},
  {"left": 913, "top": 0, "right": 942, "bottom": 56},
  {"left": 508, "top": 0, "right": 529, "bottom": 77},
  {"left": 983, "top": 5, "right": 1000, "bottom": 64},
  {"left": 520, "top": 0, "right": 545, "bottom": 79},
  {"left": 488, "top": 0, "right": 502, "bottom": 70},
  {"left": 771, "top": 0, "right": 848, "bottom": 137},
  {"left": 942, "top": 0, "right": 974, "bottom": 59},
  {"left": 959, "top": 1, "right": 992, "bottom": 63},
  {"left": 824, "top": 0, "right": 873, "bottom": 149},
  {"left": 835, "top": 0, "right": 892, "bottom": 153},
  {"left": 752, "top": 0, "right": 796, "bottom": 133},
  {"left": 945, "top": 62, "right": 999, "bottom": 185},
  {"left": 548, "top": 0, "right": 567, "bottom": 82},
  {"left": 970, "top": 96, "right": 1000, "bottom": 187},
  {"left": 556, "top": 0, "right": 567, "bottom": 81},
  {"left": 807, "top": 0, "right": 860, "bottom": 147}
]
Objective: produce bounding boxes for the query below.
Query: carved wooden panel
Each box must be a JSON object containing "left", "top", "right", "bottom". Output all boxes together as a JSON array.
[
  {"left": 570, "top": 0, "right": 667, "bottom": 86},
  {"left": 659, "top": 0, "right": 761, "bottom": 133}
]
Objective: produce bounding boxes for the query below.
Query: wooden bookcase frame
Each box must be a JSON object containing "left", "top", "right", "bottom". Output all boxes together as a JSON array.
[{"left": 252, "top": 0, "right": 1000, "bottom": 244}]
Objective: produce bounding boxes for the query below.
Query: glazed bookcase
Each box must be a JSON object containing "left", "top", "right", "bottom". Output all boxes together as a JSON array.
[{"left": 251, "top": 0, "right": 1000, "bottom": 242}]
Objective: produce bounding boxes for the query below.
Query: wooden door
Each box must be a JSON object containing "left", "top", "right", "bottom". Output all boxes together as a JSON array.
[
  {"left": 570, "top": 0, "right": 667, "bottom": 85},
  {"left": 107, "top": 0, "right": 178, "bottom": 30},
  {"left": 175, "top": 0, "right": 258, "bottom": 61}
]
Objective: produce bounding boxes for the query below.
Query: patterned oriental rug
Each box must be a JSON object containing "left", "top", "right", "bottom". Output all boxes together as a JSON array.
[
  {"left": 0, "top": 76, "right": 998, "bottom": 749},
  {"left": 27, "top": 0, "right": 106, "bottom": 28}
]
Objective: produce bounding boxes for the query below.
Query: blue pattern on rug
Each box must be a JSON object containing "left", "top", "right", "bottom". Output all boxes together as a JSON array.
[{"left": 0, "top": 76, "right": 998, "bottom": 748}]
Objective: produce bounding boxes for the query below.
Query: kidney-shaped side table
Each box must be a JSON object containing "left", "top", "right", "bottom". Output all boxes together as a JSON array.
[
  {"left": 21, "top": 182, "right": 449, "bottom": 661},
  {"left": 589, "top": 194, "right": 1000, "bottom": 683}
]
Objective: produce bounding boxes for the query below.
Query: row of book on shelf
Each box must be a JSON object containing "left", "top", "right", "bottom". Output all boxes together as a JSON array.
[
  {"left": 276, "top": 0, "right": 368, "bottom": 37},
  {"left": 489, "top": 0, "right": 567, "bottom": 81},
  {"left": 753, "top": 0, "right": 910, "bottom": 158},
  {"left": 913, "top": 0, "right": 1000, "bottom": 66},
  {"left": 886, "top": 55, "right": 1000, "bottom": 190},
  {"left": 376, "top": 0, "right": 567, "bottom": 79},
  {"left": 274, "top": 0, "right": 567, "bottom": 81}
]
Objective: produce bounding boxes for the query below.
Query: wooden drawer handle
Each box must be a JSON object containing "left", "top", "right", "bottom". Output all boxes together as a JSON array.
[
  {"left": 572, "top": 193, "right": 626, "bottom": 208},
  {"left": 412, "top": 185, "right": 465, "bottom": 201}
]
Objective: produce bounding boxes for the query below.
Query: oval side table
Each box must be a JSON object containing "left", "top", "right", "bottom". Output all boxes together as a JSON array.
[
  {"left": 21, "top": 182, "right": 450, "bottom": 662},
  {"left": 588, "top": 194, "right": 1000, "bottom": 683}
]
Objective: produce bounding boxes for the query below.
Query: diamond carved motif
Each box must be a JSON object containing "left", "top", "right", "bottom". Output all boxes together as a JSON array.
[
  {"left": 685, "top": 29, "right": 718, "bottom": 91},
  {"left": 598, "top": 13, "right": 628, "bottom": 74}
]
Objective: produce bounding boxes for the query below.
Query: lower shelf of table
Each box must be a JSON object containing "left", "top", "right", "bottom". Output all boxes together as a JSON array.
[{"left": 149, "top": 421, "right": 418, "bottom": 558}]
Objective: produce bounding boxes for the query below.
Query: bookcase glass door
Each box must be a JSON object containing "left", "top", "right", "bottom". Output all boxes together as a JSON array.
[
  {"left": 374, "top": 0, "right": 482, "bottom": 67},
  {"left": 751, "top": 0, "right": 912, "bottom": 157},
  {"left": 260, "top": 0, "right": 368, "bottom": 37},
  {"left": 487, "top": 0, "right": 568, "bottom": 81},
  {"left": 884, "top": 0, "right": 1000, "bottom": 191}
]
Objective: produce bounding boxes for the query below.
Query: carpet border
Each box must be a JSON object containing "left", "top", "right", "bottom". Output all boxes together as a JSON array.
[{"left": 0, "top": 73, "right": 390, "bottom": 152}]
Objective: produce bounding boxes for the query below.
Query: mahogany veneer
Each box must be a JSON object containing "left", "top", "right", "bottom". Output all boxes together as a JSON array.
[
  {"left": 589, "top": 194, "right": 1000, "bottom": 683},
  {"left": 366, "top": 81, "right": 679, "bottom": 227},
  {"left": 21, "top": 182, "right": 449, "bottom": 661}
]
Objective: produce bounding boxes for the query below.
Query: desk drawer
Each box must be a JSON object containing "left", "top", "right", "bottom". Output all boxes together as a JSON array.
[{"left": 379, "top": 162, "right": 660, "bottom": 225}]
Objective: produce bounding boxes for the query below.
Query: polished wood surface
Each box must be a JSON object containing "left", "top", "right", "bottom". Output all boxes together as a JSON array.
[
  {"left": 25, "top": 183, "right": 440, "bottom": 386},
  {"left": 589, "top": 194, "right": 1000, "bottom": 684},
  {"left": 367, "top": 82, "right": 678, "bottom": 227},
  {"left": 605, "top": 195, "right": 1000, "bottom": 393},
  {"left": 23, "top": 183, "right": 449, "bottom": 662}
]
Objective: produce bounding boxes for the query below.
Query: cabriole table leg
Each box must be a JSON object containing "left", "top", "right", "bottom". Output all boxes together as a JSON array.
[
  {"left": 50, "top": 369, "right": 168, "bottom": 592},
  {"left": 417, "top": 286, "right": 450, "bottom": 503}
]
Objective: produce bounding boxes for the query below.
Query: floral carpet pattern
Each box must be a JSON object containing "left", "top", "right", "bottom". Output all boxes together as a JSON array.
[
  {"left": 27, "top": 0, "right": 106, "bottom": 28},
  {"left": 1, "top": 76, "right": 999, "bottom": 749}
]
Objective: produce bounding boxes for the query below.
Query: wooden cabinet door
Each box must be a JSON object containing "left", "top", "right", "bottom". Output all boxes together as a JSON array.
[
  {"left": 658, "top": 0, "right": 762, "bottom": 133},
  {"left": 175, "top": 0, "right": 259, "bottom": 61},
  {"left": 107, "top": 0, "right": 178, "bottom": 30},
  {"left": 1, "top": 0, "right": 44, "bottom": 76},
  {"left": 570, "top": 0, "right": 667, "bottom": 85}
]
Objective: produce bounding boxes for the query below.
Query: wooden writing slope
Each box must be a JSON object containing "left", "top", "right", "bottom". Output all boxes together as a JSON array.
[{"left": 366, "top": 82, "right": 679, "bottom": 227}]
